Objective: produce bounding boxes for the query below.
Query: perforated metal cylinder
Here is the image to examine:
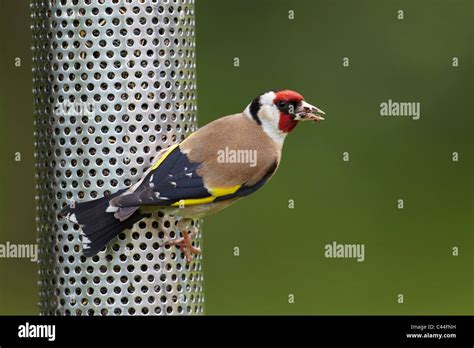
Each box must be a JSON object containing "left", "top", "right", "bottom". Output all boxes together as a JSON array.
[{"left": 31, "top": 0, "right": 204, "bottom": 316}]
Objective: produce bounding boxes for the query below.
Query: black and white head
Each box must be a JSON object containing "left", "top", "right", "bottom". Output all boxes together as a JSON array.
[{"left": 244, "top": 89, "right": 326, "bottom": 144}]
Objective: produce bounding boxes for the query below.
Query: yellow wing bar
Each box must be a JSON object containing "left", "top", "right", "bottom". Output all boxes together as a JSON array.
[
  {"left": 150, "top": 143, "right": 180, "bottom": 170},
  {"left": 171, "top": 184, "right": 241, "bottom": 207}
]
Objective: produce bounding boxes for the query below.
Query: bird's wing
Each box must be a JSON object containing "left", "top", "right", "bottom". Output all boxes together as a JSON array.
[
  {"left": 110, "top": 114, "right": 281, "bottom": 208},
  {"left": 110, "top": 143, "right": 277, "bottom": 208}
]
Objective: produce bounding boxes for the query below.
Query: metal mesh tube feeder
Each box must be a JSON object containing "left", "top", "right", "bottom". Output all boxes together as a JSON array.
[{"left": 31, "top": 0, "right": 204, "bottom": 316}]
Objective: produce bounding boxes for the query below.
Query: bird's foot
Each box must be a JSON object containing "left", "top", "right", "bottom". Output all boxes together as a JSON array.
[
  {"left": 180, "top": 227, "right": 201, "bottom": 263},
  {"left": 163, "top": 226, "right": 200, "bottom": 263}
]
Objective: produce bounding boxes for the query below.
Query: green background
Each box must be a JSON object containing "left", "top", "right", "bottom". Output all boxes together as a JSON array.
[{"left": 0, "top": 0, "right": 472, "bottom": 315}]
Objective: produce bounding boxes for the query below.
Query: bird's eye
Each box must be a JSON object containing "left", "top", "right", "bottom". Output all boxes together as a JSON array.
[{"left": 277, "top": 101, "right": 287, "bottom": 108}]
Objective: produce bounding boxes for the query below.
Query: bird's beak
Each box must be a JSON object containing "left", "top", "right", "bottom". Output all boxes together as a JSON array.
[{"left": 295, "top": 100, "right": 326, "bottom": 122}]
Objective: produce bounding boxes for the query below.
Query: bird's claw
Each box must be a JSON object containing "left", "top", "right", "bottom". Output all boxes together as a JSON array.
[{"left": 162, "top": 226, "right": 200, "bottom": 263}]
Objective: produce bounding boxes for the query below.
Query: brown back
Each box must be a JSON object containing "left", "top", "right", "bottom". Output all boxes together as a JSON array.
[{"left": 180, "top": 113, "right": 281, "bottom": 188}]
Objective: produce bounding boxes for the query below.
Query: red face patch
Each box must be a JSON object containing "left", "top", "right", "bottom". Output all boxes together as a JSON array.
[
  {"left": 274, "top": 90, "right": 304, "bottom": 133},
  {"left": 278, "top": 114, "right": 299, "bottom": 133},
  {"left": 274, "top": 90, "right": 304, "bottom": 102}
]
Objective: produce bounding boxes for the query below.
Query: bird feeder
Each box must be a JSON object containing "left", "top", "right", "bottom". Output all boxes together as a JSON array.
[{"left": 31, "top": 0, "right": 204, "bottom": 316}]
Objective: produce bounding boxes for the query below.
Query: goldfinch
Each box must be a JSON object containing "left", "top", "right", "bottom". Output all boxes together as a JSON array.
[{"left": 60, "top": 90, "right": 326, "bottom": 262}]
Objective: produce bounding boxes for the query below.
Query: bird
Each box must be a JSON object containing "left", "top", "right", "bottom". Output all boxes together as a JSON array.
[{"left": 60, "top": 89, "right": 326, "bottom": 262}]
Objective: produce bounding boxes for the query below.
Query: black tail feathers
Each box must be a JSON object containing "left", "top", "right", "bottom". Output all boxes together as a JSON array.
[{"left": 59, "top": 189, "right": 149, "bottom": 257}]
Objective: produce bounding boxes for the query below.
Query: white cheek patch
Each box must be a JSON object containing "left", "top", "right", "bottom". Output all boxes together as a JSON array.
[
  {"left": 260, "top": 91, "right": 276, "bottom": 105},
  {"left": 258, "top": 105, "right": 287, "bottom": 146},
  {"left": 243, "top": 90, "right": 288, "bottom": 146},
  {"left": 259, "top": 105, "right": 279, "bottom": 122}
]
